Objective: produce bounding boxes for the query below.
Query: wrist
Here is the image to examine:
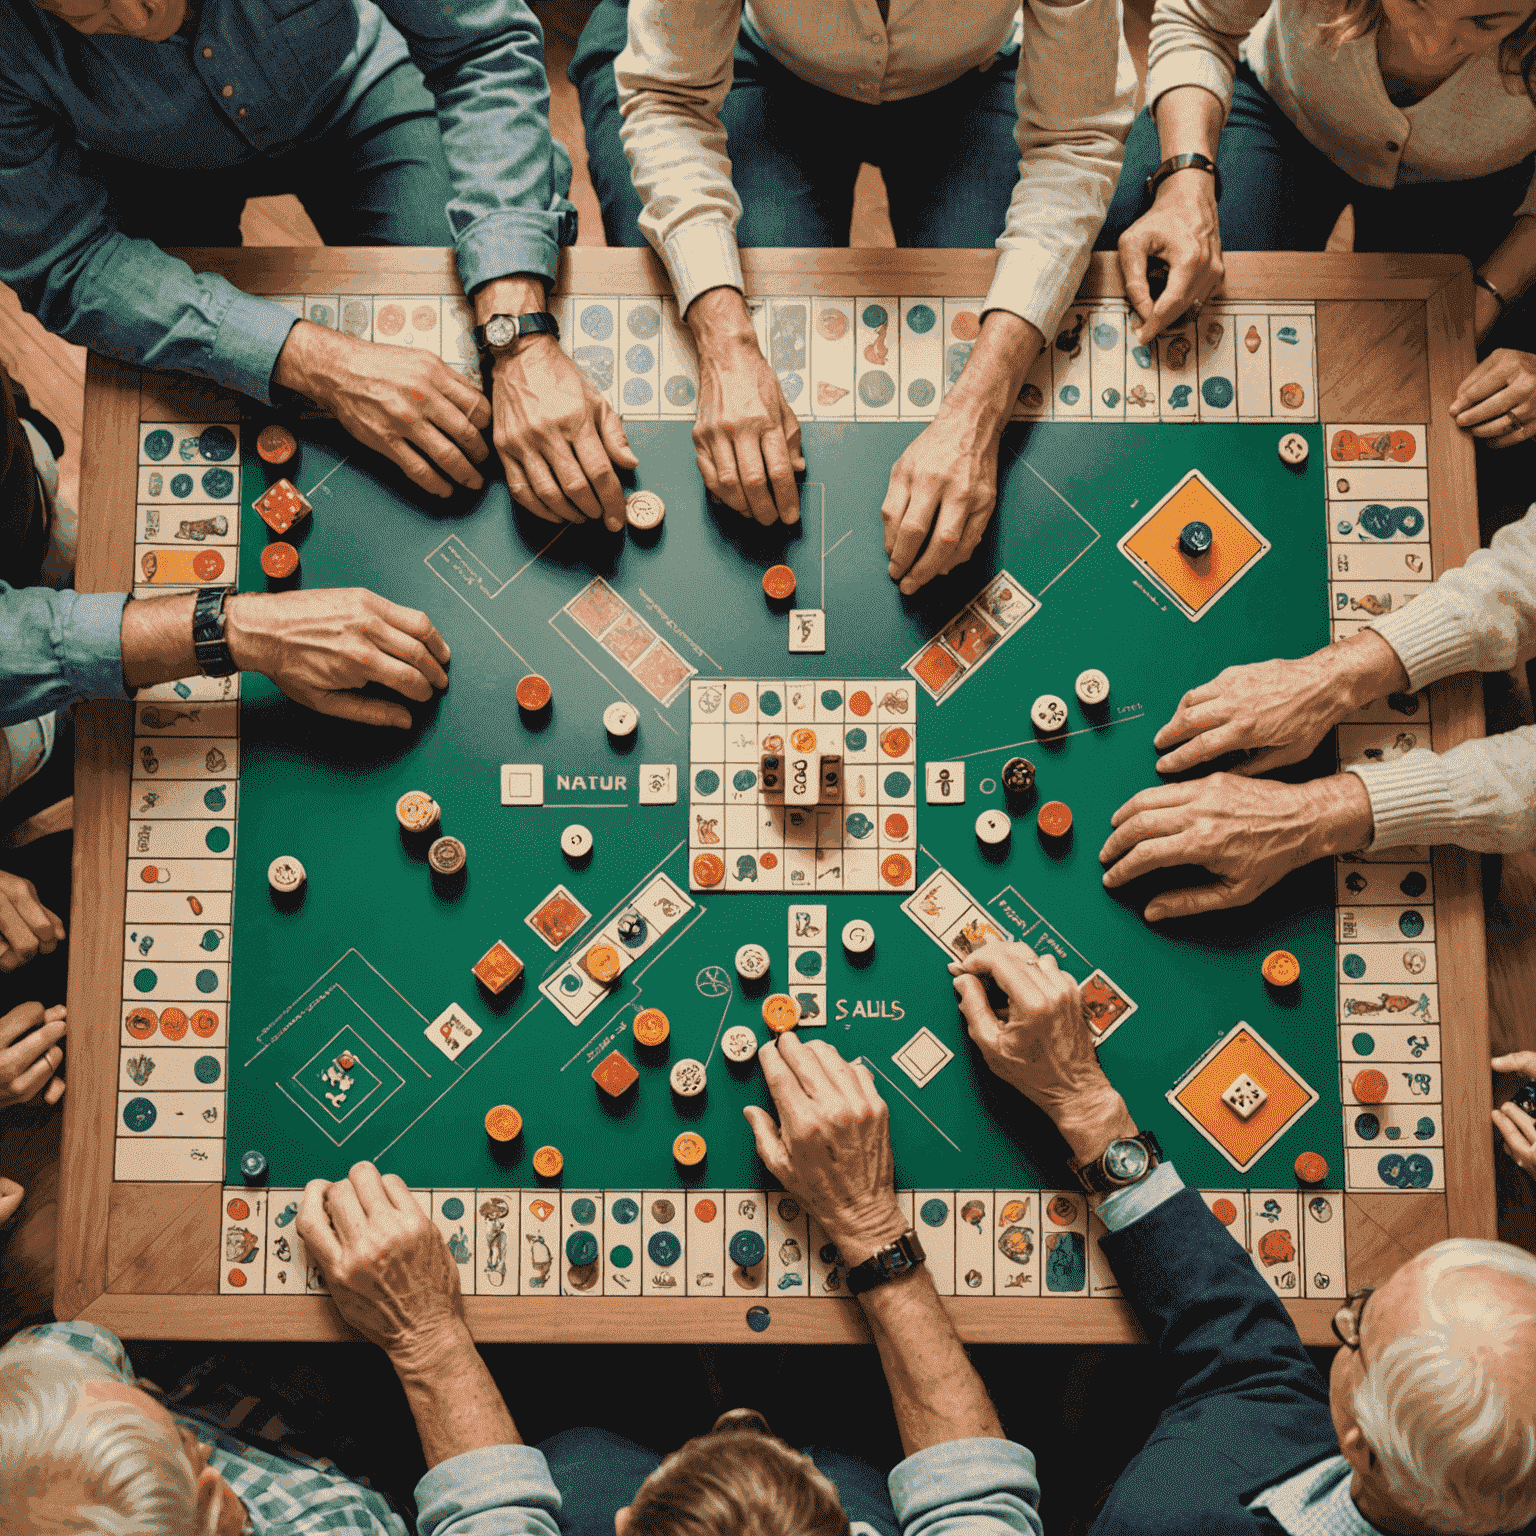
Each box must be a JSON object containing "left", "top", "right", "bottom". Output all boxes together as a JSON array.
[
  {"left": 686, "top": 286, "right": 756, "bottom": 353},
  {"left": 824, "top": 1202, "right": 911, "bottom": 1268},
  {"left": 271, "top": 320, "right": 338, "bottom": 402},
  {"left": 1306, "top": 772, "right": 1375, "bottom": 859},
  {"left": 1052, "top": 1089, "right": 1138, "bottom": 1166},
  {"left": 1153, "top": 169, "right": 1218, "bottom": 212},
  {"left": 951, "top": 311, "right": 1043, "bottom": 427},
  {"left": 388, "top": 1317, "right": 477, "bottom": 1384},
  {"left": 1329, "top": 628, "right": 1410, "bottom": 710},
  {"left": 222, "top": 592, "right": 269, "bottom": 676},
  {"left": 473, "top": 275, "right": 547, "bottom": 326}
]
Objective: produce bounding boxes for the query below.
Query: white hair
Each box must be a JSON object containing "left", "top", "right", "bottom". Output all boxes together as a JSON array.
[
  {"left": 0, "top": 1334, "right": 218, "bottom": 1536},
  {"left": 1352, "top": 1238, "right": 1536, "bottom": 1534}
]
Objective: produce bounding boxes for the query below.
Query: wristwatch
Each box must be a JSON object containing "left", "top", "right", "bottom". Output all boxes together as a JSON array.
[
  {"left": 473, "top": 311, "right": 561, "bottom": 354},
  {"left": 193, "top": 585, "right": 239, "bottom": 678},
  {"left": 845, "top": 1230, "right": 927, "bottom": 1296},
  {"left": 1071, "top": 1130, "right": 1164, "bottom": 1196},
  {"left": 1145, "top": 152, "right": 1221, "bottom": 204}
]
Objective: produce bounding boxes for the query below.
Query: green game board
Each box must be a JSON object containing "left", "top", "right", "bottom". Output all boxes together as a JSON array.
[{"left": 229, "top": 418, "right": 1337, "bottom": 1196}]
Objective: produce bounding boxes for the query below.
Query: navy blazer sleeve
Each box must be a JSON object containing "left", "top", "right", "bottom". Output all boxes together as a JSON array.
[{"left": 1087, "top": 1187, "right": 1338, "bottom": 1536}]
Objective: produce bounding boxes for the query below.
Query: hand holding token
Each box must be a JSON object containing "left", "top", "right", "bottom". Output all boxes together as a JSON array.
[
  {"left": 744, "top": 1034, "right": 906, "bottom": 1266},
  {"left": 1118, "top": 172, "right": 1224, "bottom": 346},
  {"left": 0, "top": 869, "right": 65, "bottom": 973},
  {"left": 490, "top": 336, "right": 638, "bottom": 531},
  {"left": 1492, "top": 1052, "right": 1536, "bottom": 1179},
  {"left": 1153, "top": 632, "right": 1408, "bottom": 776},
  {"left": 951, "top": 946, "right": 1131, "bottom": 1160},
  {"left": 0, "top": 1002, "right": 67, "bottom": 1109},
  {"left": 688, "top": 288, "right": 804, "bottom": 526},
  {"left": 272, "top": 322, "right": 493, "bottom": 498},
  {"left": 298, "top": 1161, "right": 465, "bottom": 1358},
  {"left": 226, "top": 589, "right": 450, "bottom": 730},
  {"left": 1450, "top": 348, "right": 1536, "bottom": 449},
  {"left": 1100, "top": 772, "right": 1374, "bottom": 921}
]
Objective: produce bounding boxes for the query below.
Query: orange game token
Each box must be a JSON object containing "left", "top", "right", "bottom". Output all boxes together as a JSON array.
[
  {"left": 694, "top": 1198, "right": 718, "bottom": 1222},
  {"left": 761, "top": 994, "right": 799, "bottom": 1033},
  {"left": 673, "top": 1132, "right": 707, "bottom": 1167},
  {"left": 1258, "top": 1229, "right": 1295, "bottom": 1265},
  {"left": 763, "top": 564, "right": 797, "bottom": 600},
  {"left": 256, "top": 423, "right": 297, "bottom": 465},
  {"left": 1210, "top": 1197, "right": 1238, "bottom": 1226},
  {"left": 729, "top": 691, "right": 751, "bottom": 714},
  {"left": 633, "top": 1007, "right": 670, "bottom": 1047},
  {"left": 693, "top": 853, "right": 726, "bottom": 887},
  {"left": 193, "top": 549, "right": 226, "bottom": 582},
  {"left": 582, "top": 943, "right": 622, "bottom": 984},
  {"left": 191, "top": 1009, "right": 219, "bottom": 1037},
  {"left": 1295, "top": 1152, "right": 1330, "bottom": 1185},
  {"left": 228, "top": 1269, "right": 248, "bottom": 1287},
  {"left": 1037, "top": 801, "right": 1073, "bottom": 838},
  {"left": 1353, "top": 1069, "right": 1390, "bottom": 1104},
  {"left": 591, "top": 1050, "right": 639, "bottom": 1096},
  {"left": 472, "top": 940, "right": 524, "bottom": 995},
  {"left": 260, "top": 541, "right": 298, "bottom": 579},
  {"left": 759, "top": 851, "right": 779, "bottom": 870},
  {"left": 1046, "top": 1194, "right": 1078, "bottom": 1226},
  {"left": 125, "top": 1008, "right": 157, "bottom": 1039},
  {"left": 532, "top": 1144, "right": 564, "bottom": 1178},
  {"left": 790, "top": 727, "right": 818, "bottom": 753},
  {"left": 516, "top": 673, "right": 552, "bottom": 710},
  {"left": 485, "top": 1105, "right": 523, "bottom": 1142},
  {"left": 1262, "top": 950, "right": 1300, "bottom": 987},
  {"left": 395, "top": 790, "right": 439, "bottom": 834},
  {"left": 848, "top": 690, "right": 873, "bottom": 717},
  {"left": 226, "top": 1197, "right": 249, "bottom": 1220},
  {"left": 1279, "top": 382, "right": 1305, "bottom": 410},
  {"left": 884, "top": 813, "right": 909, "bottom": 838},
  {"left": 140, "top": 866, "right": 161, "bottom": 883},
  {"left": 159, "top": 1007, "right": 188, "bottom": 1041},
  {"left": 879, "top": 727, "right": 910, "bottom": 758},
  {"left": 880, "top": 853, "right": 912, "bottom": 886}
]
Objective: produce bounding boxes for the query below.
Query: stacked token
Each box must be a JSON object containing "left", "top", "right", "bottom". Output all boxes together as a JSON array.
[
  {"left": 1074, "top": 669, "right": 1110, "bottom": 708},
  {"left": 722, "top": 1025, "right": 759, "bottom": 1062},
  {"left": 975, "top": 809, "right": 1011, "bottom": 846},
  {"left": 1000, "top": 757, "right": 1036, "bottom": 796},
  {"left": 673, "top": 1131, "right": 707, "bottom": 1167},
  {"left": 1037, "top": 801, "right": 1073, "bottom": 839},
  {"left": 1278, "top": 432, "right": 1309, "bottom": 466},
  {"left": 633, "top": 1007, "right": 670, "bottom": 1047},
  {"left": 1030, "top": 695, "right": 1068, "bottom": 733},
  {"left": 670, "top": 1057, "right": 707, "bottom": 1096},
  {"left": 516, "top": 674, "right": 552, "bottom": 711},
  {"left": 428, "top": 836, "right": 466, "bottom": 875},
  {"left": 562, "top": 823, "right": 594, "bottom": 859},
  {"left": 762, "top": 565, "right": 797, "bottom": 602},
  {"left": 485, "top": 1105, "right": 522, "bottom": 1142},
  {"left": 260, "top": 542, "right": 298, "bottom": 580},
  {"left": 625, "top": 490, "right": 666, "bottom": 530},
  {"left": 735, "top": 943, "right": 771, "bottom": 981},
  {"left": 267, "top": 855, "right": 305, "bottom": 894},
  {"left": 1179, "top": 520, "right": 1213, "bottom": 557},
  {"left": 582, "top": 943, "right": 622, "bottom": 985},
  {"left": 603, "top": 701, "right": 639, "bottom": 738},
  {"left": 532, "top": 1144, "right": 564, "bottom": 1177},
  {"left": 840, "top": 920, "right": 874, "bottom": 955},
  {"left": 256, "top": 423, "right": 297, "bottom": 467},
  {"left": 396, "top": 791, "right": 441, "bottom": 835},
  {"left": 761, "top": 994, "right": 798, "bottom": 1034},
  {"left": 239, "top": 1149, "right": 268, "bottom": 1185}
]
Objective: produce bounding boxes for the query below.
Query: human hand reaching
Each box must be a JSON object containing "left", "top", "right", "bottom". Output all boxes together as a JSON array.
[
  {"left": 0, "top": 1002, "right": 66, "bottom": 1108},
  {"left": 0, "top": 871, "right": 65, "bottom": 973}
]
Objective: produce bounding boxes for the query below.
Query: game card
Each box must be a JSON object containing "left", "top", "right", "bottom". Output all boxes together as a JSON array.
[
  {"left": 424, "top": 1004, "right": 482, "bottom": 1062},
  {"left": 1079, "top": 969, "right": 1139, "bottom": 1044},
  {"left": 524, "top": 885, "right": 592, "bottom": 951},
  {"left": 891, "top": 1026, "right": 955, "bottom": 1088}
]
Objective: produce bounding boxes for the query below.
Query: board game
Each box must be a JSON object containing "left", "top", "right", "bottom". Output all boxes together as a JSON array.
[{"left": 62, "top": 251, "right": 1495, "bottom": 1342}]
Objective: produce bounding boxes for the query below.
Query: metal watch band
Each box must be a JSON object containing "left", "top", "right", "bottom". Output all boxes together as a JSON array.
[
  {"left": 1071, "top": 1130, "right": 1164, "bottom": 1196},
  {"left": 472, "top": 311, "right": 561, "bottom": 354},
  {"left": 845, "top": 1229, "right": 927, "bottom": 1296},
  {"left": 193, "top": 585, "right": 239, "bottom": 678},
  {"left": 1145, "top": 152, "right": 1222, "bottom": 205}
]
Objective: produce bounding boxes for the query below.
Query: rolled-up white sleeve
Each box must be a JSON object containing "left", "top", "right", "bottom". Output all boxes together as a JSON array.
[
  {"left": 1143, "top": 0, "right": 1269, "bottom": 117},
  {"left": 984, "top": 0, "right": 1138, "bottom": 341}
]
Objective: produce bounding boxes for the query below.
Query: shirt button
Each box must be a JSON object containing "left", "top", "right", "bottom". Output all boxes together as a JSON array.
[
  {"left": 1386, "top": 140, "right": 1400, "bottom": 152},
  {"left": 202, "top": 45, "right": 212, "bottom": 57},
  {"left": 222, "top": 84, "right": 234, "bottom": 97}
]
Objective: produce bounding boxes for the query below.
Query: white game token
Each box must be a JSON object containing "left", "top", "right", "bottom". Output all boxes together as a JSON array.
[
  {"left": 975, "top": 809, "right": 1012, "bottom": 845},
  {"left": 841, "top": 919, "right": 875, "bottom": 955},
  {"left": 561, "top": 823, "right": 594, "bottom": 858},
  {"left": 735, "top": 942, "right": 771, "bottom": 981},
  {"left": 267, "top": 855, "right": 306, "bottom": 893},
  {"left": 1278, "top": 432, "right": 1309, "bottom": 466},
  {"left": 1030, "top": 694, "right": 1069, "bottom": 733},
  {"left": 624, "top": 490, "right": 666, "bottom": 530},
  {"left": 603, "top": 701, "right": 639, "bottom": 737},
  {"left": 722, "top": 1025, "right": 759, "bottom": 1063},
  {"left": 669, "top": 1057, "right": 707, "bottom": 1097},
  {"left": 1074, "top": 669, "right": 1110, "bottom": 707}
]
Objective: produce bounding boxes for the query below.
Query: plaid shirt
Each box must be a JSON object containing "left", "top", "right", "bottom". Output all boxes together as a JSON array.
[{"left": 19, "top": 1324, "right": 564, "bottom": 1536}]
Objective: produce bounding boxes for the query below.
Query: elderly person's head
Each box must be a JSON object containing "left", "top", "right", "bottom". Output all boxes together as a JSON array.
[
  {"left": 1330, "top": 1237, "right": 1536, "bottom": 1534},
  {"left": 0, "top": 1334, "right": 245, "bottom": 1536},
  {"left": 613, "top": 1409, "right": 850, "bottom": 1536}
]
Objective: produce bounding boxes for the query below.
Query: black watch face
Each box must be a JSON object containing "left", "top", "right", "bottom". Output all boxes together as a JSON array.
[
  {"left": 484, "top": 315, "right": 518, "bottom": 349},
  {"left": 1104, "top": 1139, "right": 1149, "bottom": 1183}
]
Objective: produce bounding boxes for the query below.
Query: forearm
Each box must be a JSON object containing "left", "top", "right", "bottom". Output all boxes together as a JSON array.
[
  {"left": 685, "top": 284, "right": 756, "bottom": 356},
  {"left": 474, "top": 275, "right": 547, "bottom": 326},
  {"left": 858, "top": 1269, "right": 1004, "bottom": 1456},
  {"left": 950, "top": 312, "right": 1045, "bottom": 432},
  {"left": 1150, "top": 83, "right": 1225, "bottom": 159},
  {"left": 390, "top": 1324, "right": 522, "bottom": 1467},
  {"left": 120, "top": 591, "right": 300, "bottom": 692},
  {"left": 1475, "top": 215, "right": 1536, "bottom": 342}
]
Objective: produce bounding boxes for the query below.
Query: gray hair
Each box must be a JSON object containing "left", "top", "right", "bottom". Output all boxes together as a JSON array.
[
  {"left": 1352, "top": 1238, "right": 1536, "bottom": 1533},
  {"left": 0, "top": 1334, "right": 218, "bottom": 1536}
]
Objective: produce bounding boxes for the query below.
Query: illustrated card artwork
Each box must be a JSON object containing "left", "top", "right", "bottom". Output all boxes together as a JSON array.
[
  {"left": 424, "top": 1004, "right": 482, "bottom": 1061},
  {"left": 904, "top": 570, "right": 1040, "bottom": 703},
  {"left": 1118, "top": 469, "right": 1270, "bottom": 621},
  {"left": 1166, "top": 1022, "right": 1320, "bottom": 1173},
  {"left": 892, "top": 1027, "right": 955, "bottom": 1088},
  {"left": 524, "top": 885, "right": 592, "bottom": 950},
  {"left": 1079, "top": 968, "right": 1138, "bottom": 1044}
]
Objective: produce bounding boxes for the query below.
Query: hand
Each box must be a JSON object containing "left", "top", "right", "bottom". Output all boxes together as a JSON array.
[
  {"left": 274, "top": 322, "right": 493, "bottom": 497},
  {"left": 1493, "top": 1052, "right": 1536, "bottom": 1178},
  {"left": 1118, "top": 173, "right": 1224, "bottom": 346},
  {"left": 227, "top": 588, "right": 450, "bottom": 729},
  {"left": 490, "top": 337, "right": 638, "bottom": 531},
  {"left": 1450, "top": 349, "right": 1536, "bottom": 448},
  {"left": 0, "top": 1176, "right": 21, "bottom": 1227},
  {"left": 1100, "top": 772, "right": 1373, "bottom": 921},
  {"left": 950, "top": 945, "right": 1133, "bottom": 1161},
  {"left": 743, "top": 1033, "right": 906, "bottom": 1266},
  {"left": 1152, "top": 631, "right": 1408, "bottom": 776},
  {"left": 0, "top": 1002, "right": 67, "bottom": 1109},
  {"left": 0, "top": 870, "right": 65, "bottom": 973},
  {"left": 296, "top": 1162, "right": 465, "bottom": 1358},
  {"left": 688, "top": 289, "right": 803, "bottom": 525},
  {"left": 882, "top": 398, "right": 1000, "bottom": 595}
]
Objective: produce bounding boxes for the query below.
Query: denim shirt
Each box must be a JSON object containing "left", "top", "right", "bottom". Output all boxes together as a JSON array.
[{"left": 0, "top": 0, "right": 575, "bottom": 403}]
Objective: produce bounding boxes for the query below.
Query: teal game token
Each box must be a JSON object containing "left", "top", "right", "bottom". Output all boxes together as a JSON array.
[
  {"left": 441, "top": 1197, "right": 465, "bottom": 1220},
  {"left": 729, "top": 1230, "right": 766, "bottom": 1267},
  {"left": 920, "top": 1198, "right": 949, "bottom": 1227},
  {"left": 612, "top": 1197, "right": 639, "bottom": 1224},
  {"left": 745, "top": 1305, "right": 771, "bottom": 1332},
  {"left": 565, "top": 1230, "right": 599, "bottom": 1267},
  {"left": 571, "top": 1197, "right": 597, "bottom": 1224},
  {"left": 648, "top": 1231, "right": 681, "bottom": 1266}
]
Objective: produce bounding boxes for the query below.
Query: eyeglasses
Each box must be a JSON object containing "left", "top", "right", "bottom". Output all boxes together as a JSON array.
[{"left": 1331, "top": 1286, "right": 1375, "bottom": 1351}]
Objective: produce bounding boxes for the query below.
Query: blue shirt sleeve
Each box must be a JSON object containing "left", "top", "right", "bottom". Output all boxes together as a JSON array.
[
  {"left": 1097, "top": 1159, "right": 1186, "bottom": 1232},
  {"left": 888, "top": 1438, "right": 1043, "bottom": 1536},
  {"left": 0, "top": 583, "right": 129, "bottom": 728},
  {"left": 414, "top": 1445, "right": 563, "bottom": 1536},
  {"left": 357, "top": 0, "right": 575, "bottom": 294}
]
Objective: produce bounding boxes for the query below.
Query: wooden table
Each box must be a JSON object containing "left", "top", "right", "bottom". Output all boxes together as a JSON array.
[{"left": 61, "top": 249, "right": 1494, "bottom": 1342}]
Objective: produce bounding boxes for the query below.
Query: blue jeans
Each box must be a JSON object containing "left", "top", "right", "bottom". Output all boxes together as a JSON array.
[
  {"left": 570, "top": 0, "right": 1020, "bottom": 253},
  {"left": 538, "top": 1427, "right": 901, "bottom": 1536}
]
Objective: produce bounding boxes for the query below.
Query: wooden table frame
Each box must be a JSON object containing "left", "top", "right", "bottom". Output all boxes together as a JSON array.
[{"left": 61, "top": 249, "right": 1493, "bottom": 1343}]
